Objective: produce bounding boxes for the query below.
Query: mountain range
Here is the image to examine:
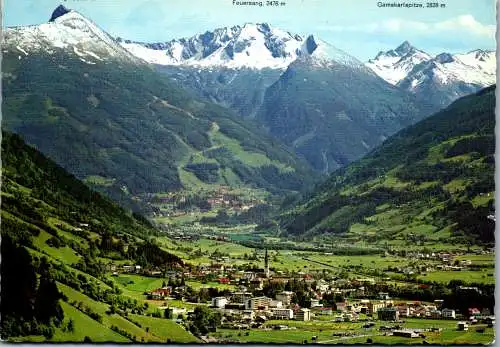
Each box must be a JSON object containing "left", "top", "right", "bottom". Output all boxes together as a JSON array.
[
  {"left": 121, "top": 26, "right": 495, "bottom": 108},
  {"left": 2, "top": 5, "right": 496, "bottom": 208},
  {"left": 2, "top": 6, "right": 316, "bottom": 208},
  {"left": 120, "top": 25, "right": 494, "bottom": 172},
  {"left": 122, "top": 24, "right": 431, "bottom": 172},
  {"left": 367, "top": 41, "right": 495, "bottom": 108}
]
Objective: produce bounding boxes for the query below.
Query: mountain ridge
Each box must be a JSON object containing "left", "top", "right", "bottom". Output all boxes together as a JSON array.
[
  {"left": 366, "top": 41, "right": 495, "bottom": 107},
  {"left": 2, "top": 7, "right": 318, "bottom": 207},
  {"left": 280, "top": 85, "right": 495, "bottom": 246},
  {"left": 118, "top": 23, "right": 363, "bottom": 70}
]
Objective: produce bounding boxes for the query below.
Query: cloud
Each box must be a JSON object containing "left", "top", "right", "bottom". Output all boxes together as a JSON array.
[
  {"left": 434, "top": 15, "right": 495, "bottom": 37},
  {"left": 319, "top": 15, "right": 495, "bottom": 39}
]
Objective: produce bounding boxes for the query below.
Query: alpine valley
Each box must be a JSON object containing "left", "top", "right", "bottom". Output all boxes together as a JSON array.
[
  {"left": 121, "top": 27, "right": 495, "bottom": 172},
  {"left": 1, "top": 4, "right": 496, "bottom": 345},
  {"left": 2, "top": 6, "right": 317, "bottom": 212}
]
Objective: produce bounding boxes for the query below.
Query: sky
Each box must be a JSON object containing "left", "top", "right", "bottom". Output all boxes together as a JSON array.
[{"left": 4, "top": 0, "right": 497, "bottom": 61}]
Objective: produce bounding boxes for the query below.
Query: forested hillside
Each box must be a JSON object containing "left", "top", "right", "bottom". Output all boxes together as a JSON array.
[
  {"left": 281, "top": 86, "right": 495, "bottom": 247},
  {"left": 2, "top": 40, "right": 317, "bottom": 209},
  {"left": 1, "top": 131, "right": 189, "bottom": 342}
]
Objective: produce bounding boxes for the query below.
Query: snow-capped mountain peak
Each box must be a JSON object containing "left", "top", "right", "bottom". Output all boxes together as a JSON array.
[
  {"left": 367, "top": 41, "right": 432, "bottom": 85},
  {"left": 366, "top": 41, "right": 495, "bottom": 90},
  {"left": 394, "top": 40, "right": 414, "bottom": 56},
  {"left": 294, "top": 35, "right": 365, "bottom": 70},
  {"left": 366, "top": 41, "right": 496, "bottom": 107},
  {"left": 3, "top": 6, "right": 141, "bottom": 65},
  {"left": 120, "top": 23, "right": 304, "bottom": 69},
  {"left": 120, "top": 25, "right": 361, "bottom": 70}
]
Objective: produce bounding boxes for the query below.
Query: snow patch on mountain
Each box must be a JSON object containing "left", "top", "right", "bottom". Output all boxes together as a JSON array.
[
  {"left": 366, "top": 41, "right": 495, "bottom": 88},
  {"left": 4, "top": 7, "right": 140, "bottom": 64},
  {"left": 120, "top": 24, "right": 362, "bottom": 70},
  {"left": 366, "top": 41, "right": 432, "bottom": 85}
]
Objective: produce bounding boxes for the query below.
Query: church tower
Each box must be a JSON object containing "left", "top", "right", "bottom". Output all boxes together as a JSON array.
[{"left": 264, "top": 248, "right": 270, "bottom": 278}]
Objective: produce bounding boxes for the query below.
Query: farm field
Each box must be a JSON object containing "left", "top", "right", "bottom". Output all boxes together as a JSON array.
[
  {"left": 32, "top": 229, "right": 82, "bottom": 265},
  {"left": 454, "top": 254, "right": 495, "bottom": 265},
  {"left": 53, "top": 302, "right": 129, "bottom": 343},
  {"left": 57, "top": 283, "right": 162, "bottom": 343},
  {"left": 211, "top": 318, "right": 494, "bottom": 345},
  {"left": 128, "top": 314, "right": 200, "bottom": 343},
  {"left": 418, "top": 270, "right": 495, "bottom": 284}
]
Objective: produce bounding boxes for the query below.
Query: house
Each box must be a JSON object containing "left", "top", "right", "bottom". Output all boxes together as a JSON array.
[
  {"left": 442, "top": 308, "right": 456, "bottom": 319},
  {"left": 245, "top": 296, "right": 271, "bottom": 310},
  {"left": 269, "top": 300, "right": 283, "bottom": 308},
  {"left": 243, "top": 271, "right": 257, "bottom": 280},
  {"left": 146, "top": 270, "right": 162, "bottom": 277},
  {"left": 123, "top": 265, "right": 135, "bottom": 272},
  {"left": 316, "top": 280, "right": 330, "bottom": 292},
  {"left": 255, "top": 315, "right": 267, "bottom": 323},
  {"left": 212, "top": 297, "right": 228, "bottom": 308},
  {"left": 396, "top": 305, "right": 410, "bottom": 317},
  {"left": 148, "top": 288, "right": 170, "bottom": 300},
  {"left": 378, "top": 292, "right": 390, "bottom": 300},
  {"left": 232, "top": 292, "right": 253, "bottom": 304},
  {"left": 460, "top": 287, "right": 482, "bottom": 295},
  {"left": 336, "top": 302, "right": 347, "bottom": 312},
  {"left": 377, "top": 307, "right": 399, "bottom": 321},
  {"left": 434, "top": 299, "right": 444, "bottom": 308},
  {"left": 367, "top": 301, "right": 385, "bottom": 315},
  {"left": 276, "top": 291, "right": 295, "bottom": 307},
  {"left": 295, "top": 308, "right": 311, "bottom": 321},
  {"left": 271, "top": 308, "right": 294, "bottom": 320},
  {"left": 249, "top": 278, "right": 264, "bottom": 290},
  {"left": 481, "top": 308, "right": 491, "bottom": 316},
  {"left": 457, "top": 321, "right": 469, "bottom": 331}
]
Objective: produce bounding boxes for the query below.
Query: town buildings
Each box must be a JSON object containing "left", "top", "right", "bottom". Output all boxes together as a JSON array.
[
  {"left": 442, "top": 308, "right": 456, "bottom": 319},
  {"left": 295, "top": 308, "right": 311, "bottom": 321},
  {"left": 245, "top": 296, "right": 272, "bottom": 310},
  {"left": 275, "top": 291, "right": 294, "bottom": 307},
  {"left": 377, "top": 307, "right": 399, "bottom": 321},
  {"left": 271, "top": 308, "right": 294, "bottom": 320},
  {"left": 212, "top": 297, "right": 228, "bottom": 308}
]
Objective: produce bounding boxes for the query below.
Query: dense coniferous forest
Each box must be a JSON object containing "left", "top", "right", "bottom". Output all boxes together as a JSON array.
[{"left": 2, "top": 50, "right": 317, "bottom": 208}]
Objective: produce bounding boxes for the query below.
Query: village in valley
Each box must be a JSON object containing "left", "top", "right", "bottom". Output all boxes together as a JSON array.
[{"left": 102, "top": 226, "right": 495, "bottom": 345}]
